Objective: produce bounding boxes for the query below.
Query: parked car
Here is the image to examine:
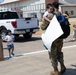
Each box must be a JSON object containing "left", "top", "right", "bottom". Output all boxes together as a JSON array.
[{"left": 0, "top": 11, "right": 39, "bottom": 41}]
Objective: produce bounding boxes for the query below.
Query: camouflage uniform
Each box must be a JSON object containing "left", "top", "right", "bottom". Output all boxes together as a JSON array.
[
  {"left": 48, "top": 9, "right": 64, "bottom": 69},
  {"left": 49, "top": 39, "right": 64, "bottom": 69},
  {"left": 40, "top": 13, "right": 53, "bottom": 30},
  {"left": 40, "top": 10, "right": 64, "bottom": 70}
]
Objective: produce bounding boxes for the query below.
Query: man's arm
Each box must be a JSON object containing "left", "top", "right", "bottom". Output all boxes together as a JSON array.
[{"left": 43, "top": 16, "right": 51, "bottom": 22}]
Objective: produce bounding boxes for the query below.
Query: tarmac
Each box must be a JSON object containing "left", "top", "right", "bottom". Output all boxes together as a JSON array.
[
  {"left": 0, "top": 17, "right": 76, "bottom": 75},
  {"left": 0, "top": 34, "right": 76, "bottom": 75}
]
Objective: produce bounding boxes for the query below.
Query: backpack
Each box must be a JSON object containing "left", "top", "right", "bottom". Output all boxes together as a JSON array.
[{"left": 56, "top": 14, "right": 70, "bottom": 39}]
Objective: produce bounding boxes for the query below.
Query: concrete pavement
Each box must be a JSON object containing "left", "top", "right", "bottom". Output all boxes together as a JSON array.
[
  {"left": 0, "top": 34, "right": 76, "bottom": 75},
  {"left": 0, "top": 45, "right": 76, "bottom": 75}
]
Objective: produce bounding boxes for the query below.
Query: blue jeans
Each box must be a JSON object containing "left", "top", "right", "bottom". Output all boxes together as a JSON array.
[{"left": 7, "top": 44, "right": 14, "bottom": 50}]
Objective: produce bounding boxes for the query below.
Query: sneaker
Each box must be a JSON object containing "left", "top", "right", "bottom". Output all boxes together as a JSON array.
[
  {"left": 9, "top": 56, "right": 12, "bottom": 58},
  {"left": 11, "top": 53, "right": 15, "bottom": 56}
]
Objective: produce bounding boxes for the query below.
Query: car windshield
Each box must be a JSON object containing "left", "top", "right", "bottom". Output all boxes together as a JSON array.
[{"left": 0, "top": 12, "right": 19, "bottom": 19}]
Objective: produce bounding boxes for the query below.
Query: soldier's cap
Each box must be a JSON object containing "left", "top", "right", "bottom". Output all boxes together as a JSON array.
[{"left": 52, "top": 2, "right": 60, "bottom": 9}]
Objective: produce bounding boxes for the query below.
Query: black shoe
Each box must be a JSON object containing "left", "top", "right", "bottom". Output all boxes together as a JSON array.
[
  {"left": 11, "top": 53, "right": 15, "bottom": 56},
  {"left": 60, "top": 66, "right": 66, "bottom": 74}
]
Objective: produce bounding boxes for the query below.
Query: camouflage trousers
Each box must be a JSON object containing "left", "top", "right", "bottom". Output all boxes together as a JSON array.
[{"left": 48, "top": 39, "right": 64, "bottom": 68}]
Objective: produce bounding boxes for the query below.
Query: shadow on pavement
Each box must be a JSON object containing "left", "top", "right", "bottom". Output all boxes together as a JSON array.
[
  {"left": 71, "top": 65, "right": 76, "bottom": 68},
  {"left": 68, "top": 40, "right": 76, "bottom": 42},
  {"left": 14, "top": 36, "right": 41, "bottom": 43},
  {"left": 62, "top": 68, "right": 76, "bottom": 75},
  {"left": 4, "top": 54, "right": 24, "bottom": 60},
  {"left": 63, "top": 40, "right": 76, "bottom": 43}
]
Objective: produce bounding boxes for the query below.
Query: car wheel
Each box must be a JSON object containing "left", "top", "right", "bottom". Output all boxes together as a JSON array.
[
  {"left": 1, "top": 30, "right": 7, "bottom": 41},
  {"left": 14, "top": 34, "right": 19, "bottom": 37},
  {"left": 23, "top": 33, "right": 32, "bottom": 39}
]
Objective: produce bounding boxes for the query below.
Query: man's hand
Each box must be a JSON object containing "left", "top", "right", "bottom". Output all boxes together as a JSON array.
[{"left": 43, "top": 16, "right": 51, "bottom": 23}]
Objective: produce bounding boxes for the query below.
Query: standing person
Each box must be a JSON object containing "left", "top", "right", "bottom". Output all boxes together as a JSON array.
[
  {"left": 63, "top": 12, "right": 70, "bottom": 42},
  {"left": 73, "top": 24, "right": 76, "bottom": 41},
  {"left": 63, "top": 12, "right": 69, "bottom": 20},
  {"left": 5, "top": 30, "right": 15, "bottom": 58},
  {"left": 48, "top": 2, "right": 66, "bottom": 75}
]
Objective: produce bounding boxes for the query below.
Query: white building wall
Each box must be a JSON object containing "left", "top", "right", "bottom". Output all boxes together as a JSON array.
[
  {"left": 0, "top": 0, "right": 46, "bottom": 19},
  {"left": 17, "top": 0, "right": 46, "bottom": 19},
  {"left": 0, "top": 0, "right": 45, "bottom": 10},
  {"left": 31, "top": 0, "right": 45, "bottom": 5}
]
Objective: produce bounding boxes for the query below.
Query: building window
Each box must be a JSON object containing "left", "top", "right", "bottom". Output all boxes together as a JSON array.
[
  {"left": 65, "top": 11, "right": 68, "bottom": 14},
  {"left": 71, "top": 10, "right": 74, "bottom": 15}
]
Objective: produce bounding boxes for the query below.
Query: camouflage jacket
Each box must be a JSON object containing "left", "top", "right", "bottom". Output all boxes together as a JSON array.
[{"left": 40, "top": 13, "right": 54, "bottom": 30}]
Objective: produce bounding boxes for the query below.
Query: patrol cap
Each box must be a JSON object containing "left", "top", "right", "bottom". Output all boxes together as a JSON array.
[{"left": 52, "top": 2, "right": 59, "bottom": 9}]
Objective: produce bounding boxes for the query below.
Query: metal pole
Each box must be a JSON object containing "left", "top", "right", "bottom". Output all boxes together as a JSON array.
[{"left": 0, "top": 34, "right": 4, "bottom": 61}]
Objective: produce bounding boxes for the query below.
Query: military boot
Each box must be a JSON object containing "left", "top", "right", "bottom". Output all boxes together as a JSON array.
[
  {"left": 60, "top": 62, "right": 66, "bottom": 74},
  {"left": 58, "top": 52, "right": 66, "bottom": 74},
  {"left": 51, "top": 67, "right": 59, "bottom": 75},
  {"left": 51, "top": 70, "right": 59, "bottom": 75}
]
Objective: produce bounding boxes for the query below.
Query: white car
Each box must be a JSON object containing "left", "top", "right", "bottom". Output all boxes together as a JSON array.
[{"left": 0, "top": 11, "right": 39, "bottom": 40}]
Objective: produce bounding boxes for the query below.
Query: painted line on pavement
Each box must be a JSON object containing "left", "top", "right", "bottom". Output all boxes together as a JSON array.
[
  {"left": 4, "top": 45, "right": 76, "bottom": 58},
  {"left": 63, "top": 45, "right": 76, "bottom": 49},
  {"left": 22, "top": 45, "right": 76, "bottom": 56}
]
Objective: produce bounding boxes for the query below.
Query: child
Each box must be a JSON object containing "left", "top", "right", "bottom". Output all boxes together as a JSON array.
[
  {"left": 5, "top": 30, "right": 15, "bottom": 58},
  {"left": 40, "top": 4, "right": 54, "bottom": 30},
  {"left": 73, "top": 24, "right": 76, "bottom": 40},
  {"left": 43, "top": 3, "right": 54, "bottom": 22}
]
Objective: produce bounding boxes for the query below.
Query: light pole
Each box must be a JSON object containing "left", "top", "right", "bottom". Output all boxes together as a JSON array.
[{"left": 0, "top": 34, "right": 4, "bottom": 61}]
